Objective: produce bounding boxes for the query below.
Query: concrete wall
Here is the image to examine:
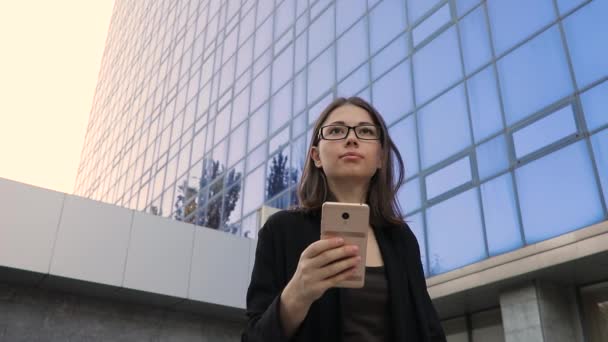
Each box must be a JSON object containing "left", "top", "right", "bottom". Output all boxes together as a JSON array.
[{"left": 0, "top": 281, "right": 244, "bottom": 342}]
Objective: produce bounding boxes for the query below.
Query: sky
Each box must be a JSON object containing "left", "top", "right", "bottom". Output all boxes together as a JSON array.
[{"left": 0, "top": 1, "right": 115, "bottom": 194}]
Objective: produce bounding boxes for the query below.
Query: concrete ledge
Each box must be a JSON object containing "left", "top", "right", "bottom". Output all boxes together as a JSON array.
[{"left": 427, "top": 220, "right": 608, "bottom": 318}]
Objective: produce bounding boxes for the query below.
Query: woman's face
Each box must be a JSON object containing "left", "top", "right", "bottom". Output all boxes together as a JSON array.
[{"left": 311, "top": 104, "right": 383, "bottom": 182}]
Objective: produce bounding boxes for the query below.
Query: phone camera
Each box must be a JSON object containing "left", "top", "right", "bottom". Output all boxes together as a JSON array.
[{"left": 342, "top": 212, "right": 350, "bottom": 220}]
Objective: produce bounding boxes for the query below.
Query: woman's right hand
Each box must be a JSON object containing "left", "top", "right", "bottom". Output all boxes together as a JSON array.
[{"left": 283, "top": 237, "right": 361, "bottom": 308}]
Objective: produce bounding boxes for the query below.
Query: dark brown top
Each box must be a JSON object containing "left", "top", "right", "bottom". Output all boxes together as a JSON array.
[{"left": 341, "top": 266, "right": 392, "bottom": 342}]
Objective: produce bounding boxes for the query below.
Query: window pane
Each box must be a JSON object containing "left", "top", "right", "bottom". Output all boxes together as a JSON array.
[
  {"left": 513, "top": 105, "right": 577, "bottom": 159},
  {"left": 309, "top": 6, "right": 335, "bottom": 60},
  {"left": 427, "top": 189, "right": 486, "bottom": 274},
  {"left": 275, "top": 0, "right": 295, "bottom": 38},
  {"left": 270, "top": 82, "right": 293, "bottom": 133},
  {"left": 214, "top": 107, "right": 231, "bottom": 143},
  {"left": 225, "top": 180, "right": 244, "bottom": 229},
  {"left": 269, "top": 126, "right": 290, "bottom": 156},
  {"left": 481, "top": 173, "right": 523, "bottom": 256},
  {"left": 459, "top": 6, "right": 492, "bottom": 75},
  {"left": 308, "top": 93, "right": 334, "bottom": 125},
  {"left": 293, "top": 71, "right": 307, "bottom": 114},
  {"left": 412, "top": 4, "right": 450, "bottom": 46},
  {"left": 556, "top": 0, "right": 585, "bottom": 14},
  {"left": 581, "top": 80, "right": 608, "bottom": 132},
  {"left": 337, "top": 18, "right": 368, "bottom": 81},
  {"left": 371, "top": 33, "right": 408, "bottom": 80},
  {"left": 399, "top": 177, "right": 421, "bottom": 214},
  {"left": 498, "top": 26, "right": 573, "bottom": 125},
  {"left": 336, "top": 0, "right": 366, "bottom": 35},
  {"left": 272, "top": 44, "right": 294, "bottom": 94},
  {"left": 246, "top": 142, "right": 267, "bottom": 173},
  {"left": 251, "top": 67, "right": 271, "bottom": 111},
  {"left": 516, "top": 141, "right": 604, "bottom": 244},
  {"left": 295, "top": 31, "right": 307, "bottom": 72},
  {"left": 290, "top": 133, "right": 307, "bottom": 177},
  {"left": 338, "top": 62, "right": 369, "bottom": 97},
  {"left": 254, "top": 16, "right": 274, "bottom": 59},
  {"left": 243, "top": 166, "right": 265, "bottom": 215},
  {"left": 477, "top": 134, "right": 509, "bottom": 180},
  {"left": 307, "top": 47, "right": 335, "bottom": 104},
  {"left": 231, "top": 87, "right": 250, "bottom": 129},
  {"left": 487, "top": 0, "right": 555, "bottom": 55},
  {"left": 467, "top": 66, "right": 503, "bottom": 142},
  {"left": 413, "top": 26, "right": 463, "bottom": 105},
  {"left": 455, "top": 0, "right": 482, "bottom": 17},
  {"left": 419, "top": 84, "right": 471, "bottom": 168},
  {"left": 591, "top": 128, "right": 608, "bottom": 208},
  {"left": 228, "top": 123, "right": 247, "bottom": 166},
  {"left": 248, "top": 104, "right": 268, "bottom": 150},
  {"left": 371, "top": 60, "right": 414, "bottom": 125},
  {"left": 408, "top": 0, "right": 441, "bottom": 24},
  {"left": 370, "top": 0, "right": 408, "bottom": 54},
  {"left": 405, "top": 212, "right": 428, "bottom": 276},
  {"left": 563, "top": 0, "right": 608, "bottom": 88},
  {"left": 390, "top": 115, "right": 419, "bottom": 176},
  {"left": 426, "top": 156, "right": 472, "bottom": 200}
]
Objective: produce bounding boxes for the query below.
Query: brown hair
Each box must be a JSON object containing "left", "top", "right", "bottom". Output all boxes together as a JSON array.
[{"left": 296, "top": 96, "right": 406, "bottom": 229}]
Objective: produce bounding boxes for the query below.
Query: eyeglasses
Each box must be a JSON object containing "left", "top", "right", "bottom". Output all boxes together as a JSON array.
[{"left": 318, "top": 124, "right": 382, "bottom": 140}]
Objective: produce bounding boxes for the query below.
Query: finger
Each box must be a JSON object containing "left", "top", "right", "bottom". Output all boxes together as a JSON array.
[
  {"left": 317, "top": 255, "right": 361, "bottom": 281},
  {"left": 301, "top": 237, "right": 344, "bottom": 259},
  {"left": 321, "top": 264, "right": 359, "bottom": 289},
  {"left": 308, "top": 244, "right": 359, "bottom": 269}
]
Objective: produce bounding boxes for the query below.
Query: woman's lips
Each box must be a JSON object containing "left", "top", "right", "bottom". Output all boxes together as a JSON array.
[{"left": 340, "top": 152, "right": 364, "bottom": 160}]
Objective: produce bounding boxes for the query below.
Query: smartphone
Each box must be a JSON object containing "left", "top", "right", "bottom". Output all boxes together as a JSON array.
[{"left": 320, "top": 201, "right": 369, "bottom": 288}]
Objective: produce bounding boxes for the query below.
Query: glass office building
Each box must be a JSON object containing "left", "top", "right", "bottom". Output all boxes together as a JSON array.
[{"left": 75, "top": 0, "right": 608, "bottom": 278}]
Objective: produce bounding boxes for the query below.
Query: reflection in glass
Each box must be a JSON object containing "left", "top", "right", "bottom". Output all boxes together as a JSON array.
[
  {"left": 497, "top": 26, "right": 572, "bottom": 125},
  {"left": 413, "top": 26, "right": 462, "bottom": 105},
  {"left": 427, "top": 189, "right": 486, "bottom": 274},
  {"left": 307, "top": 47, "right": 335, "bottom": 105},
  {"left": 337, "top": 17, "right": 368, "bottom": 81},
  {"left": 563, "top": 0, "right": 608, "bottom": 88},
  {"left": 516, "top": 141, "right": 604, "bottom": 244},
  {"left": 513, "top": 105, "right": 577, "bottom": 159},
  {"left": 336, "top": 0, "right": 366, "bottom": 35},
  {"left": 459, "top": 6, "right": 492, "bottom": 75},
  {"left": 591, "top": 129, "right": 608, "bottom": 208},
  {"left": 243, "top": 166, "right": 265, "bottom": 215},
  {"left": 412, "top": 4, "right": 450, "bottom": 46},
  {"left": 481, "top": 173, "right": 523, "bottom": 255},
  {"left": 476, "top": 134, "right": 509, "bottom": 180},
  {"left": 370, "top": 0, "right": 407, "bottom": 54},
  {"left": 426, "top": 156, "right": 472, "bottom": 200},
  {"left": 398, "top": 177, "right": 421, "bottom": 214},
  {"left": 581, "top": 81, "right": 608, "bottom": 132},
  {"left": 390, "top": 114, "right": 419, "bottom": 176},
  {"left": 418, "top": 84, "right": 471, "bottom": 168},
  {"left": 308, "top": 5, "right": 335, "bottom": 60},
  {"left": 270, "top": 82, "right": 293, "bottom": 134},
  {"left": 371, "top": 33, "right": 408, "bottom": 81},
  {"left": 405, "top": 212, "right": 427, "bottom": 276},
  {"left": 467, "top": 66, "right": 503, "bottom": 142},
  {"left": 371, "top": 60, "right": 413, "bottom": 125},
  {"left": 487, "top": 0, "right": 554, "bottom": 56}
]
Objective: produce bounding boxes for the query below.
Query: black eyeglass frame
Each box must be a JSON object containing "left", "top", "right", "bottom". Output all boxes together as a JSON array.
[{"left": 317, "top": 124, "right": 383, "bottom": 141}]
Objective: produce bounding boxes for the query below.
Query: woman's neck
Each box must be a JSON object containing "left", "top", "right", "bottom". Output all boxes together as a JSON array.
[{"left": 326, "top": 178, "right": 369, "bottom": 203}]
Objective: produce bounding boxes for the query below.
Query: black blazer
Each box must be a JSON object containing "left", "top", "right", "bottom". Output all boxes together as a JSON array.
[{"left": 241, "top": 209, "right": 446, "bottom": 342}]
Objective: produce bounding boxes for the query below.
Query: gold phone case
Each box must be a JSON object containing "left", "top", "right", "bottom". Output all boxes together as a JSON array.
[{"left": 320, "top": 202, "right": 369, "bottom": 288}]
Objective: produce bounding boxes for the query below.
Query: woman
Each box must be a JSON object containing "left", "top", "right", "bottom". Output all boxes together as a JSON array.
[{"left": 241, "top": 97, "right": 446, "bottom": 341}]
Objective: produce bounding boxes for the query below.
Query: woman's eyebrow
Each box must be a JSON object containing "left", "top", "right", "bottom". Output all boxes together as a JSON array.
[{"left": 327, "top": 120, "right": 374, "bottom": 125}]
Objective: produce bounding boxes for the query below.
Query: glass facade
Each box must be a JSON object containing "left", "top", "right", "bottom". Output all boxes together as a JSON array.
[{"left": 75, "top": 0, "right": 608, "bottom": 277}]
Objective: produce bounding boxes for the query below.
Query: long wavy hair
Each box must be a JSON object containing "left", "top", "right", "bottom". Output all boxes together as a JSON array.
[{"left": 296, "top": 96, "right": 407, "bottom": 229}]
